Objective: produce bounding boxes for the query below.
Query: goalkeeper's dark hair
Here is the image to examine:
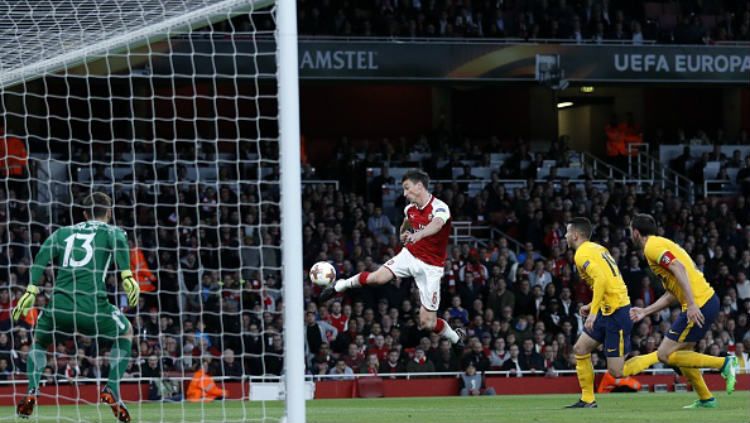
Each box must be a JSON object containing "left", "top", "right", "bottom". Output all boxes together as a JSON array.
[
  {"left": 83, "top": 192, "right": 112, "bottom": 218},
  {"left": 568, "top": 217, "right": 592, "bottom": 239},
  {"left": 632, "top": 213, "right": 657, "bottom": 236},
  {"left": 402, "top": 169, "right": 430, "bottom": 189}
]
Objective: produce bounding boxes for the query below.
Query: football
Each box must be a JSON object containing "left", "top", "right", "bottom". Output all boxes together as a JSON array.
[{"left": 309, "top": 261, "right": 336, "bottom": 286}]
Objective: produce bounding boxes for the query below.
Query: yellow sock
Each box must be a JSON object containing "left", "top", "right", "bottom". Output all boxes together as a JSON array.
[
  {"left": 680, "top": 367, "right": 712, "bottom": 401},
  {"left": 575, "top": 353, "right": 595, "bottom": 403},
  {"left": 623, "top": 352, "right": 659, "bottom": 376},
  {"left": 667, "top": 351, "right": 725, "bottom": 369}
]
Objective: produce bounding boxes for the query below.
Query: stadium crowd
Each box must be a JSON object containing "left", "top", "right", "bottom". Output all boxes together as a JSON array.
[
  {"left": 0, "top": 131, "right": 749, "bottom": 389},
  {"left": 288, "top": 0, "right": 750, "bottom": 43}
]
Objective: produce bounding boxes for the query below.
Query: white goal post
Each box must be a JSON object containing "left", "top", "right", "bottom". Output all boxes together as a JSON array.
[{"left": 0, "top": 0, "right": 304, "bottom": 422}]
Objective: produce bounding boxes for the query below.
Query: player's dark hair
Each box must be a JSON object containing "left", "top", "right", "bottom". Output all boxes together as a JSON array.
[
  {"left": 83, "top": 192, "right": 112, "bottom": 218},
  {"left": 568, "top": 217, "right": 592, "bottom": 239},
  {"left": 402, "top": 169, "right": 430, "bottom": 189},
  {"left": 632, "top": 213, "right": 657, "bottom": 236}
]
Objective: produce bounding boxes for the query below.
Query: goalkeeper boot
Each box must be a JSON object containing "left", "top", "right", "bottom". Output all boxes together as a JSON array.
[
  {"left": 318, "top": 283, "right": 338, "bottom": 303},
  {"left": 17, "top": 390, "right": 37, "bottom": 418},
  {"left": 720, "top": 356, "right": 737, "bottom": 395},
  {"left": 100, "top": 386, "right": 131, "bottom": 423},
  {"left": 683, "top": 398, "right": 717, "bottom": 409},
  {"left": 565, "top": 399, "right": 598, "bottom": 408}
]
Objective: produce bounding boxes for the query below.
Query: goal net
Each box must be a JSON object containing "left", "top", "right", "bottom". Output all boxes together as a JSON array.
[{"left": 0, "top": 0, "right": 304, "bottom": 422}]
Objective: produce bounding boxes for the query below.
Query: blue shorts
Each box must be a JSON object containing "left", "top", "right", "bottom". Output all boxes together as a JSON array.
[
  {"left": 666, "top": 294, "right": 719, "bottom": 343},
  {"left": 584, "top": 305, "right": 633, "bottom": 358}
]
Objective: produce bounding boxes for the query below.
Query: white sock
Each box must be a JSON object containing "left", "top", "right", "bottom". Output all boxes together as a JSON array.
[
  {"left": 442, "top": 325, "right": 459, "bottom": 344},
  {"left": 335, "top": 274, "right": 361, "bottom": 292}
]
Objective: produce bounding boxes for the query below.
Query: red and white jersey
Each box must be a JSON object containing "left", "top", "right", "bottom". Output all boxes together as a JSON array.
[
  {"left": 326, "top": 313, "right": 349, "bottom": 333},
  {"left": 404, "top": 195, "right": 451, "bottom": 267}
]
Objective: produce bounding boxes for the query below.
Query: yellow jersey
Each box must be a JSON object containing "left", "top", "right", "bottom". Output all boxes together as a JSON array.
[
  {"left": 643, "top": 236, "right": 715, "bottom": 310},
  {"left": 574, "top": 241, "right": 631, "bottom": 316}
]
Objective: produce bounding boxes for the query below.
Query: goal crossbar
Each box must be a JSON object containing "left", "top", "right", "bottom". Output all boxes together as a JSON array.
[{"left": 0, "top": 0, "right": 273, "bottom": 90}]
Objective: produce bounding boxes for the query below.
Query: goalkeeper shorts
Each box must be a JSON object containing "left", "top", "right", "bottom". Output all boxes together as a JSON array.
[{"left": 34, "top": 303, "right": 131, "bottom": 347}]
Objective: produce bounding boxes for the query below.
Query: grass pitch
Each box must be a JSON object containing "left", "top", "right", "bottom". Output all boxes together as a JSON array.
[{"left": 0, "top": 392, "right": 747, "bottom": 422}]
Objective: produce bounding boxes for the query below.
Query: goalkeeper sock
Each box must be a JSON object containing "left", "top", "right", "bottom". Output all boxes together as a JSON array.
[
  {"left": 107, "top": 337, "right": 133, "bottom": 400},
  {"left": 680, "top": 367, "right": 712, "bottom": 401},
  {"left": 623, "top": 351, "right": 659, "bottom": 376},
  {"left": 575, "top": 353, "right": 595, "bottom": 403},
  {"left": 667, "top": 351, "right": 725, "bottom": 369},
  {"left": 27, "top": 343, "right": 47, "bottom": 393},
  {"left": 335, "top": 272, "right": 369, "bottom": 292},
  {"left": 433, "top": 318, "right": 459, "bottom": 343}
]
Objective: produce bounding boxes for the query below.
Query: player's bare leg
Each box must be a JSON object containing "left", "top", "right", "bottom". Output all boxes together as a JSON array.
[
  {"left": 567, "top": 333, "right": 599, "bottom": 408},
  {"left": 319, "top": 266, "right": 394, "bottom": 302},
  {"left": 419, "top": 306, "right": 465, "bottom": 350},
  {"left": 100, "top": 324, "right": 133, "bottom": 423}
]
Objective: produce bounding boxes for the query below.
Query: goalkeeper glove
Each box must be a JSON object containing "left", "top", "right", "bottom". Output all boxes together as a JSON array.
[
  {"left": 121, "top": 270, "right": 140, "bottom": 308},
  {"left": 12, "top": 285, "right": 39, "bottom": 321}
]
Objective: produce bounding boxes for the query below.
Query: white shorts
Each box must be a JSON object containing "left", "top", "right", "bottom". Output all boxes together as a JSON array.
[{"left": 383, "top": 248, "right": 444, "bottom": 311}]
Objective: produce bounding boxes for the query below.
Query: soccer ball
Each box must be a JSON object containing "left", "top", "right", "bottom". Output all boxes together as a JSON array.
[{"left": 309, "top": 261, "right": 336, "bottom": 286}]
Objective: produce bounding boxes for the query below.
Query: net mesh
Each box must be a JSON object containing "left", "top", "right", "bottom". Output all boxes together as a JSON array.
[{"left": 0, "top": 0, "right": 285, "bottom": 421}]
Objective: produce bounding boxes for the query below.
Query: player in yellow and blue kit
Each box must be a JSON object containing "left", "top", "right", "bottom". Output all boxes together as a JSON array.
[
  {"left": 564, "top": 217, "right": 634, "bottom": 408},
  {"left": 618, "top": 213, "right": 737, "bottom": 408}
]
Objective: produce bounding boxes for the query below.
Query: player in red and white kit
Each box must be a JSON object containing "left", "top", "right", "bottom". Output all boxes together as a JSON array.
[{"left": 320, "top": 169, "right": 465, "bottom": 348}]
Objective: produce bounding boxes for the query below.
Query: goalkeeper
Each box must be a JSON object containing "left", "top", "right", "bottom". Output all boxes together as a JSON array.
[{"left": 13, "top": 192, "right": 140, "bottom": 422}]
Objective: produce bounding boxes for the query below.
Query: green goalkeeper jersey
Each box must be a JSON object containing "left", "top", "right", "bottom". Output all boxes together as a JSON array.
[{"left": 30, "top": 220, "right": 130, "bottom": 312}]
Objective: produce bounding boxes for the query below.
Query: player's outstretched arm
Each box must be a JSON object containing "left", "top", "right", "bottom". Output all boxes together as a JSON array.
[
  {"left": 630, "top": 292, "right": 676, "bottom": 321},
  {"left": 13, "top": 231, "right": 58, "bottom": 320}
]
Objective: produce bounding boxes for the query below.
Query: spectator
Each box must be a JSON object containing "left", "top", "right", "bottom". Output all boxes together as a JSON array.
[
  {"left": 219, "top": 349, "right": 243, "bottom": 379},
  {"left": 0, "top": 358, "right": 11, "bottom": 380},
  {"left": 329, "top": 359, "right": 355, "bottom": 380},
  {"left": 431, "top": 339, "right": 460, "bottom": 372},
  {"left": 461, "top": 338, "right": 491, "bottom": 372},
  {"left": 361, "top": 354, "right": 380, "bottom": 375},
  {"left": 406, "top": 348, "right": 435, "bottom": 373},
  {"left": 518, "top": 339, "right": 544, "bottom": 372},
  {"left": 187, "top": 359, "right": 227, "bottom": 402},
  {"left": 448, "top": 296, "right": 470, "bottom": 325},
  {"left": 459, "top": 362, "right": 496, "bottom": 396},
  {"left": 367, "top": 207, "right": 395, "bottom": 245},
  {"left": 379, "top": 349, "right": 406, "bottom": 376},
  {"left": 737, "top": 271, "right": 750, "bottom": 300},
  {"left": 735, "top": 343, "right": 748, "bottom": 374},
  {"left": 500, "top": 344, "right": 523, "bottom": 376},
  {"left": 488, "top": 337, "right": 509, "bottom": 369}
]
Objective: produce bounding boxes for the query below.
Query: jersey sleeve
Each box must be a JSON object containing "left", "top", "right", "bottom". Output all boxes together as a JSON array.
[
  {"left": 644, "top": 237, "right": 674, "bottom": 269},
  {"left": 29, "top": 229, "right": 58, "bottom": 286},
  {"left": 113, "top": 228, "right": 131, "bottom": 271},
  {"left": 432, "top": 200, "right": 450, "bottom": 223}
]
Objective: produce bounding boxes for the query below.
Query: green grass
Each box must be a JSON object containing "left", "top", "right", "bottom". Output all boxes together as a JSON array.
[{"left": 1, "top": 392, "right": 748, "bottom": 423}]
